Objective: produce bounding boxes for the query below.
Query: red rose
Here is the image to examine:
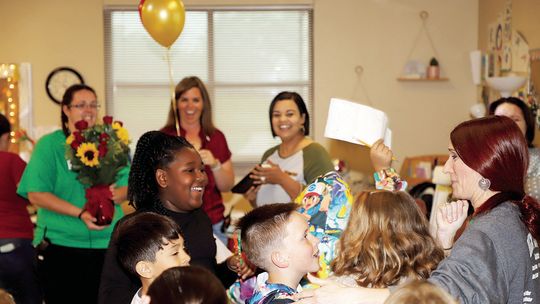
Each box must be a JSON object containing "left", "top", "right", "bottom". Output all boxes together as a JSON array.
[
  {"left": 103, "top": 116, "right": 113, "bottom": 125},
  {"left": 70, "top": 141, "right": 80, "bottom": 149},
  {"left": 99, "top": 133, "right": 109, "bottom": 142},
  {"left": 74, "top": 120, "right": 88, "bottom": 130},
  {"left": 98, "top": 142, "right": 108, "bottom": 157},
  {"left": 73, "top": 132, "right": 84, "bottom": 142}
]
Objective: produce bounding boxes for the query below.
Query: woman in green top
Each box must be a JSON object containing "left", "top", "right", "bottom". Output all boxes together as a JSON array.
[
  {"left": 245, "top": 91, "right": 334, "bottom": 207},
  {"left": 17, "top": 84, "right": 130, "bottom": 304}
]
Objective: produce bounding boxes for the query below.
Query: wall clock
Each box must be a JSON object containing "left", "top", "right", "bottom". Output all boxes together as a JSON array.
[{"left": 45, "top": 67, "right": 85, "bottom": 104}]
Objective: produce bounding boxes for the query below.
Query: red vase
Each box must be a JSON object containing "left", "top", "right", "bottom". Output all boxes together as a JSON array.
[{"left": 84, "top": 185, "right": 115, "bottom": 226}]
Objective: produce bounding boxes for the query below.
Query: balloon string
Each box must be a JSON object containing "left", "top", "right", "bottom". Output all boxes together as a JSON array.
[{"left": 166, "top": 48, "right": 180, "bottom": 136}]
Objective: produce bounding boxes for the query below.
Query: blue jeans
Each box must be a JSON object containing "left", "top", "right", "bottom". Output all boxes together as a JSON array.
[
  {"left": 0, "top": 239, "right": 42, "bottom": 304},
  {"left": 212, "top": 220, "right": 228, "bottom": 245}
]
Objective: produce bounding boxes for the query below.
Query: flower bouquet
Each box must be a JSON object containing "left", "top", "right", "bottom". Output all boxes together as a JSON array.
[{"left": 65, "top": 116, "right": 130, "bottom": 225}]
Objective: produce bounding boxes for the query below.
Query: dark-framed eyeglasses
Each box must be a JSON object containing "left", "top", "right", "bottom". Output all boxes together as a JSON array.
[{"left": 68, "top": 103, "right": 100, "bottom": 110}]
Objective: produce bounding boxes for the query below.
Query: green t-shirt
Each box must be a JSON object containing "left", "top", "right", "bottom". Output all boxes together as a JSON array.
[{"left": 17, "top": 130, "right": 130, "bottom": 248}]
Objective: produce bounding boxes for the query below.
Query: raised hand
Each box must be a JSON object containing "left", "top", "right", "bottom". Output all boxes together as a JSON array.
[
  {"left": 436, "top": 200, "right": 469, "bottom": 250},
  {"left": 370, "top": 139, "right": 393, "bottom": 172}
]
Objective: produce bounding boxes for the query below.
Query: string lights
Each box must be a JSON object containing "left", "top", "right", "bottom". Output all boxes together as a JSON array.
[{"left": 0, "top": 63, "right": 20, "bottom": 149}]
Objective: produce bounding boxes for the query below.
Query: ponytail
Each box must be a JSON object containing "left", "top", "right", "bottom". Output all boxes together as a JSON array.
[{"left": 517, "top": 195, "right": 540, "bottom": 241}]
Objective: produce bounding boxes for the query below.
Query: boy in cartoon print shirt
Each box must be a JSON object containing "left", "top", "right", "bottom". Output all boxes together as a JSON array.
[{"left": 295, "top": 171, "right": 353, "bottom": 279}]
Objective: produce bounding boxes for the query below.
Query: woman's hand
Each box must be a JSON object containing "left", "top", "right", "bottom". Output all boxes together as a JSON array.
[
  {"left": 243, "top": 185, "right": 260, "bottom": 207},
  {"left": 436, "top": 200, "right": 469, "bottom": 249},
  {"left": 251, "top": 160, "right": 287, "bottom": 185},
  {"left": 199, "top": 150, "right": 235, "bottom": 192},
  {"left": 226, "top": 254, "right": 256, "bottom": 280},
  {"left": 294, "top": 275, "right": 348, "bottom": 304},
  {"left": 79, "top": 210, "right": 108, "bottom": 231},
  {"left": 370, "top": 139, "right": 393, "bottom": 172},
  {"left": 198, "top": 149, "right": 219, "bottom": 168},
  {"left": 293, "top": 274, "right": 389, "bottom": 304}
]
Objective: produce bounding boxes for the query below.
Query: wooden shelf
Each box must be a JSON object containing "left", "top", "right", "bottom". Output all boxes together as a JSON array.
[{"left": 397, "top": 77, "right": 449, "bottom": 82}]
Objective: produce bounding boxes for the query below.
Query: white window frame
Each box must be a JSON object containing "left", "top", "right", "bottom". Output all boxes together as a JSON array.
[{"left": 104, "top": 6, "right": 313, "bottom": 170}]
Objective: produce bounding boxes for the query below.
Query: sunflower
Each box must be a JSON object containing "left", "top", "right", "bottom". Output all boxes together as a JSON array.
[
  {"left": 76, "top": 143, "right": 100, "bottom": 167},
  {"left": 113, "top": 122, "right": 130, "bottom": 145}
]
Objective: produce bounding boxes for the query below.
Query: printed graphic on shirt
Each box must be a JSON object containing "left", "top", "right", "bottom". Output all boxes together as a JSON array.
[
  {"left": 247, "top": 272, "right": 297, "bottom": 304},
  {"left": 295, "top": 171, "right": 353, "bottom": 279},
  {"left": 524, "top": 233, "right": 539, "bottom": 303}
]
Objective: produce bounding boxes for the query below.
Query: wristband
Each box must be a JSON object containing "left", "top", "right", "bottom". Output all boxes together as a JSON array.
[
  {"left": 78, "top": 209, "right": 86, "bottom": 220},
  {"left": 374, "top": 168, "right": 407, "bottom": 191},
  {"left": 211, "top": 160, "right": 222, "bottom": 171}
]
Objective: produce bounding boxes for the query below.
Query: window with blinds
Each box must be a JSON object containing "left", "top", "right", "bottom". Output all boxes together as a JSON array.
[{"left": 104, "top": 7, "right": 313, "bottom": 163}]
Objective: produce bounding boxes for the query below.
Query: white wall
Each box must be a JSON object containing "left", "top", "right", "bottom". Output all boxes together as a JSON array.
[{"left": 313, "top": 0, "right": 478, "bottom": 172}]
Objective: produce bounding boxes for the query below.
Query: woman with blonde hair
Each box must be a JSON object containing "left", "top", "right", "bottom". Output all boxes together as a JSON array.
[
  {"left": 161, "top": 76, "right": 234, "bottom": 244},
  {"left": 331, "top": 190, "right": 445, "bottom": 288}
]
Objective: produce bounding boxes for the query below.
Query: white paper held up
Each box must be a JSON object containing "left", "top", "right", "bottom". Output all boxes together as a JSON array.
[{"left": 324, "top": 98, "right": 391, "bottom": 148}]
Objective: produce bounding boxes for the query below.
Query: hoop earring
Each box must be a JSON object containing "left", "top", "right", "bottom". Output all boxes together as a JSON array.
[{"left": 478, "top": 177, "right": 491, "bottom": 190}]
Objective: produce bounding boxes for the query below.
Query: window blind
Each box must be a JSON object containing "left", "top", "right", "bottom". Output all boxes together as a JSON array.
[{"left": 104, "top": 7, "right": 312, "bottom": 162}]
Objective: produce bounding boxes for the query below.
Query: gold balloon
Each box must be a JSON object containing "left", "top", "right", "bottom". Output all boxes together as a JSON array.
[{"left": 139, "top": 0, "right": 186, "bottom": 48}]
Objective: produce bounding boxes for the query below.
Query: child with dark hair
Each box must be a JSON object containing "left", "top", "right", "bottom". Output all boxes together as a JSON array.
[
  {"left": 115, "top": 212, "right": 190, "bottom": 304},
  {"left": 147, "top": 266, "right": 227, "bottom": 304},
  {"left": 99, "top": 131, "right": 249, "bottom": 304},
  {"left": 238, "top": 203, "right": 320, "bottom": 304},
  {"left": 0, "top": 113, "right": 42, "bottom": 304}
]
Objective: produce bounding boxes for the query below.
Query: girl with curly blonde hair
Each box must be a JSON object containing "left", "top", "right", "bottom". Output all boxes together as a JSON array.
[{"left": 331, "top": 190, "right": 444, "bottom": 288}]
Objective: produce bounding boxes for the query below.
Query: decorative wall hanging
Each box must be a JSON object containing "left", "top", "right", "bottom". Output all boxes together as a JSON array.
[{"left": 397, "top": 11, "right": 448, "bottom": 82}]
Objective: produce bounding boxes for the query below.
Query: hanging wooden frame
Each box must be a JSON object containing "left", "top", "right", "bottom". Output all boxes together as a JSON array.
[{"left": 397, "top": 11, "right": 449, "bottom": 82}]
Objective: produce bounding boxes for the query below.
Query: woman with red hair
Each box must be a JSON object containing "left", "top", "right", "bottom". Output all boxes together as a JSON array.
[{"left": 295, "top": 116, "right": 540, "bottom": 304}]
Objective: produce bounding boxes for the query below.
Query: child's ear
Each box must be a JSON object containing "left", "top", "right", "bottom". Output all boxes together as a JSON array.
[
  {"left": 270, "top": 251, "right": 289, "bottom": 268},
  {"left": 155, "top": 168, "right": 168, "bottom": 188},
  {"left": 135, "top": 261, "right": 154, "bottom": 279}
]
